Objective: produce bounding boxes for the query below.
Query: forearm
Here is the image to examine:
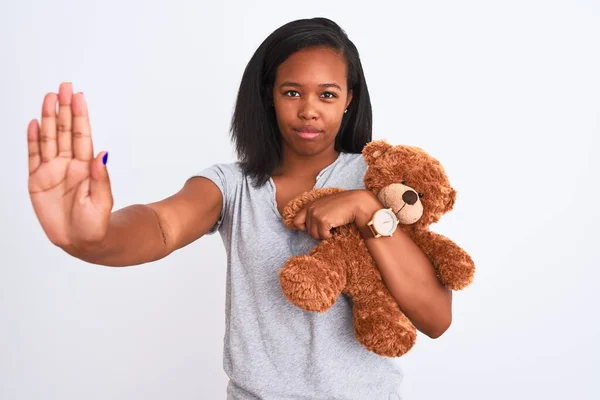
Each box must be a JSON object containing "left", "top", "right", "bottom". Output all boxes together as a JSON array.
[
  {"left": 354, "top": 191, "right": 452, "bottom": 338},
  {"left": 62, "top": 204, "right": 169, "bottom": 267}
]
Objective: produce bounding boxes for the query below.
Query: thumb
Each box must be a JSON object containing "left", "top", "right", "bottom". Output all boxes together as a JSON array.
[
  {"left": 89, "top": 151, "right": 114, "bottom": 213},
  {"left": 293, "top": 208, "right": 307, "bottom": 231}
]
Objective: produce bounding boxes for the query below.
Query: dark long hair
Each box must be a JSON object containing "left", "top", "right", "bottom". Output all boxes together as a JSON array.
[{"left": 230, "top": 17, "right": 373, "bottom": 186}]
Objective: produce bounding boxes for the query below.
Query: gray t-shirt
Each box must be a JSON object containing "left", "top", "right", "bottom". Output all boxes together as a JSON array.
[{"left": 192, "top": 152, "right": 404, "bottom": 400}]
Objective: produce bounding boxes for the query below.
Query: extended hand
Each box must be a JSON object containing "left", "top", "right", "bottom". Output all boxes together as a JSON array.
[{"left": 27, "top": 82, "right": 113, "bottom": 249}]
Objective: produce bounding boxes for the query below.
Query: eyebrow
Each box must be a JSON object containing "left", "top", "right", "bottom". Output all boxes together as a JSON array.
[{"left": 279, "top": 81, "right": 342, "bottom": 91}]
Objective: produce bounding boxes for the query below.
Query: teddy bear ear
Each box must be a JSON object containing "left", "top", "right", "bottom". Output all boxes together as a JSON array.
[
  {"left": 445, "top": 188, "right": 457, "bottom": 212},
  {"left": 362, "top": 140, "right": 392, "bottom": 165}
]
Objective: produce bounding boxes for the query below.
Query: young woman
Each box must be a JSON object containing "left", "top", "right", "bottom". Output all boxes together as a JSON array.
[{"left": 27, "top": 17, "right": 452, "bottom": 399}]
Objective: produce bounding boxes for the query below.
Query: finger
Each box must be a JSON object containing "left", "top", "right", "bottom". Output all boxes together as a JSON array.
[
  {"left": 318, "top": 221, "right": 332, "bottom": 240},
  {"left": 72, "top": 92, "right": 93, "bottom": 161},
  {"left": 307, "top": 211, "right": 320, "bottom": 240},
  {"left": 40, "top": 93, "right": 58, "bottom": 162},
  {"left": 27, "top": 119, "right": 41, "bottom": 174},
  {"left": 57, "top": 82, "right": 73, "bottom": 158},
  {"left": 89, "top": 151, "right": 113, "bottom": 214},
  {"left": 293, "top": 208, "right": 307, "bottom": 231}
]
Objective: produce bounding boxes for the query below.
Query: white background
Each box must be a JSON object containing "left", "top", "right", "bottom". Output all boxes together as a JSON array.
[{"left": 1, "top": 0, "right": 599, "bottom": 399}]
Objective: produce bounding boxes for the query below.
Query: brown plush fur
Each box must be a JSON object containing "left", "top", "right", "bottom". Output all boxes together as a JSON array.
[{"left": 278, "top": 140, "right": 476, "bottom": 358}]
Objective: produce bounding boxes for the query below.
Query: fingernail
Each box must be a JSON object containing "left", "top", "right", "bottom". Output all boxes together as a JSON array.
[{"left": 102, "top": 152, "right": 109, "bottom": 165}]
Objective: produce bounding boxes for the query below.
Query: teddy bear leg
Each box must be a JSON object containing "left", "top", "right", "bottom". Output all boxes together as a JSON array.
[
  {"left": 352, "top": 286, "right": 417, "bottom": 357},
  {"left": 279, "top": 242, "right": 348, "bottom": 313}
]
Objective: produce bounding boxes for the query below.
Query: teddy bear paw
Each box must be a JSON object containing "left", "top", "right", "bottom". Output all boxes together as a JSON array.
[
  {"left": 354, "top": 311, "right": 417, "bottom": 358},
  {"left": 437, "top": 258, "right": 475, "bottom": 291},
  {"left": 279, "top": 255, "right": 345, "bottom": 313}
]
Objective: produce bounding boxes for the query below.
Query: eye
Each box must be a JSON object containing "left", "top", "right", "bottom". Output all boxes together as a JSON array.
[
  {"left": 284, "top": 90, "right": 300, "bottom": 97},
  {"left": 418, "top": 193, "right": 424, "bottom": 198},
  {"left": 320, "top": 92, "right": 337, "bottom": 99},
  {"left": 401, "top": 180, "right": 406, "bottom": 184}
]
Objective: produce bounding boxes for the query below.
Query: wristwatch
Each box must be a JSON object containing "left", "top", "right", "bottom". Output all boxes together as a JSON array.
[{"left": 358, "top": 208, "right": 399, "bottom": 239}]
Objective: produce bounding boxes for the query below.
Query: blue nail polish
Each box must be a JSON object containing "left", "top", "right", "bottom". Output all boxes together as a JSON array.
[{"left": 102, "top": 152, "right": 108, "bottom": 165}]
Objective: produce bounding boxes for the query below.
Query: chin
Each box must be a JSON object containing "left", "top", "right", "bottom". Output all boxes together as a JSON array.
[
  {"left": 294, "top": 143, "right": 334, "bottom": 158},
  {"left": 289, "top": 146, "right": 320, "bottom": 157}
]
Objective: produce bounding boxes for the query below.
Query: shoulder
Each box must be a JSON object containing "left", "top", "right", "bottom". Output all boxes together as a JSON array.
[
  {"left": 203, "top": 161, "right": 244, "bottom": 175},
  {"left": 186, "top": 161, "right": 246, "bottom": 201},
  {"left": 330, "top": 152, "right": 368, "bottom": 190},
  {"left": 338, "top": 152, "right": 368, "bottom": 177},
  {"left": 340, "top": 152, "right": 367, "bottom": 169},
  {"left": 194, "top": 161, "right": 244, "bottom": 183}
]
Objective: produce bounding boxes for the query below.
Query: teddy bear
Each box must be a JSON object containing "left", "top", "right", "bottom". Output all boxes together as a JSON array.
[{"left": 278, "top": 140, "right": 475, "bottom": 358}]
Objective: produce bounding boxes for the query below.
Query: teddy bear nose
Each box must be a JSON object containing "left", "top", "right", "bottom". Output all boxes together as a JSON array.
[{"left": 402, "top": 190, "right": 418, "bottom": 205}]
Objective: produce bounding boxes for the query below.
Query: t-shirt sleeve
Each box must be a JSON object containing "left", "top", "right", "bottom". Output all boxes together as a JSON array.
[{"left": 186, "top": 163, "right": 238, "bottom": 235}]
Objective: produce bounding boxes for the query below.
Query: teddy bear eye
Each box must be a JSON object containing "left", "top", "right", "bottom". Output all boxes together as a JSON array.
[
  {"left": 418, "top": 193, "right": 424, "bottom": 198},
  {"left": 401, "top": 180, "right": 406, "bottom": 185}
]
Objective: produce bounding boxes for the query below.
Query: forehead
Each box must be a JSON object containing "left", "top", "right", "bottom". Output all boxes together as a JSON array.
[{"left": 275, "top": 47, "right": 347, "bottom": 85}]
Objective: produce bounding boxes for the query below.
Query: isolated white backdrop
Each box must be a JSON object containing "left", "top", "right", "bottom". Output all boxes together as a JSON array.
[{"left": 1, "top": 0, "right": 599, "bottom": 399}]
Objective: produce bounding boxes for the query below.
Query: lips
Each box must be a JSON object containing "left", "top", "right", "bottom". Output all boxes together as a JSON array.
[{"left": 294, "top": 126, "right": 322, "bottom": 140}]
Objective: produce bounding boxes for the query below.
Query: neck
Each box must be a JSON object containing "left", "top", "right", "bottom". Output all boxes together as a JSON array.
[{"left": 274, "top": 146, "right": 340, "bottom": 178}]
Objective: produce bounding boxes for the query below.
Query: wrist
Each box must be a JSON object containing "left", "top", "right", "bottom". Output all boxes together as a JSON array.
[{"left": 353, "top": 190, "right": 383, "bottom": 226}]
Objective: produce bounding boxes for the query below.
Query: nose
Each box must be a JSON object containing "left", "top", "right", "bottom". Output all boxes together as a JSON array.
[
  {"left": 298, "top": 97, "right": 319, "bottom": 120},
  {"left": 402, "top": 190, "right": 418, "bottom": 205}
]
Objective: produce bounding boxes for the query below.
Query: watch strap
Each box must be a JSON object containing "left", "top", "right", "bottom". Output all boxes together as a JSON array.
[{"left": 357, "top": 221, "right": 377, "bottom": 239}]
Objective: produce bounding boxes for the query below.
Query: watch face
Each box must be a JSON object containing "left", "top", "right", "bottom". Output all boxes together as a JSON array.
[{"left": 373, "top": 209, "right": 397, "bottom": 236}]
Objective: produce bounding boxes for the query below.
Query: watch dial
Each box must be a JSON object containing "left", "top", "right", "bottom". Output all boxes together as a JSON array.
[{"left": 373, "top": 210, "right": 396, "bottom": 235}]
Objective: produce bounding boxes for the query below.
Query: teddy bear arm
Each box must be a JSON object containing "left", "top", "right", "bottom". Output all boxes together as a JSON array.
[
  {"left": 281, "top": 187, "right": 347, "bottom": 228},
  {"left": 414, "top": 230, "right": 475, "bottom": 290}
]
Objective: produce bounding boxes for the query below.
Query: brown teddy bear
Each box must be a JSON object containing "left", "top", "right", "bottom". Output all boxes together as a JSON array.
[{"left": 278, "top": 140, "right": 475, "bottom": 357}]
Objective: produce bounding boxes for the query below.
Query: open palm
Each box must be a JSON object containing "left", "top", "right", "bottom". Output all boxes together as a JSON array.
[{"left": 27, "top": 82, "right": 113, "bottom": 248}]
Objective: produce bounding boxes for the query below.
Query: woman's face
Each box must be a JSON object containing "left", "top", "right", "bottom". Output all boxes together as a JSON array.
[{"left": 272, "top": 46, "right": 353, "bottom": 158}]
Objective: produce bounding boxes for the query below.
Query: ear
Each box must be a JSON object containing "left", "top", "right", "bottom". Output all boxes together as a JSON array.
[
  {"left": 345, "top": 89, "right": 353, "bottom": 110},
  {"left": 362, "top": 140, "right": 392, "bottom": 165}
]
